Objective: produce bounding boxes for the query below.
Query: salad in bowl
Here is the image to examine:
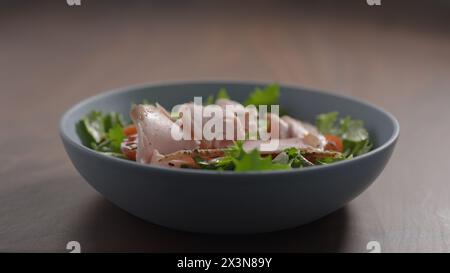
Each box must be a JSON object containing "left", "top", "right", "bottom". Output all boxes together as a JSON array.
[{"left": 75, "top": 84, "right": 372, "bottom": 172}]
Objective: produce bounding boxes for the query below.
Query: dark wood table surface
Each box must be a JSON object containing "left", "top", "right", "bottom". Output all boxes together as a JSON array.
[{"left": 1, "top": 0, "right": 449, "bottom": 253}]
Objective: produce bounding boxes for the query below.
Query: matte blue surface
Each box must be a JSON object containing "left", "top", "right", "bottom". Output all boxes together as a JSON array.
[{"left": 60, "top": 81, "right": 399, "bottom": 234}]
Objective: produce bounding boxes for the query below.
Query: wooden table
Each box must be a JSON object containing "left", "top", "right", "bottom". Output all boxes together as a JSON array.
[{"left": 1, "top": 0, "right": 449, "bottom": 252}]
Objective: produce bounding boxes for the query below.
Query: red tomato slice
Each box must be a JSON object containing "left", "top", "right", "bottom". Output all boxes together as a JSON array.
[{"left": 325, "top": 134, "right": 343, "bottom": 152}]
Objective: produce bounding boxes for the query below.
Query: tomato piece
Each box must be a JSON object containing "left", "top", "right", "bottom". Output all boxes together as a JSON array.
[
  {"left": 123, "top": 125, "right": 137, "bottom": 137},
  {"left": 121, "top": 136, "right": 137, "bottom": 161},
  {"left": 325, "top": 134, "right": 343, "bottom": 152}
]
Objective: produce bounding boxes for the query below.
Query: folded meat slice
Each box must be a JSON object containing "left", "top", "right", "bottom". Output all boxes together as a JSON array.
[
  {"left": 281, "top": 115, "right": 327, "bottom": 149},
  {"left": 243, "top": 138, "right": 311, "bottom": 154},
  {"left": 215, "top": 98, "right": 244, "bottom": 110},
  {"left": 130, "top": 104, "right": 199, "bottom": 164},
  {"left": 267, "top": 113, "right": 289, "bottom": 139},
  {"left": 175, "top": 99, "right": 246, "bottom": 149},
  {"left": 217, "top": 99, "right": 290, "bottom": 140}
]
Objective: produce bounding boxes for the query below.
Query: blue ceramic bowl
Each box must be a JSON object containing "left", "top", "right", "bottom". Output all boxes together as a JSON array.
[{"left": 60, "top": 81, "right": 399, "bottom": 234}]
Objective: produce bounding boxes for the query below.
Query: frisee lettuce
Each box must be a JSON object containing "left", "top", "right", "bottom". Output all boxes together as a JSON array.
[
  {"left": 278, "top": 147, "right": 314, "bottom": 168},
  {"left": 316, "top": 111, "right": 339, "bottom": 135},
  {"left": 217, "top": 88, "right": 230, "bottom": 100},
  {"left": 75, "top": 111, "right": 127, "bottom": 156},
  {"left": 205, "top": 88, "right": 230, "bottom": 105},
  {"left": 107, "top": 124, "right": 126, "bottom": 153},
  {"left": 234, "top": 149, "right": 290, "bottom": 172},
  {"left": 205, "top": 84, "right": 281, "bottom": 112},
  {"left": 195, "top": 141, "right": 290, "bottom": 171},
  {"left": 244, "top": 83, "right": 280, "bottom": 107},
  {"left": 316, "top": 112, "right": 372, "bottom": 157}
]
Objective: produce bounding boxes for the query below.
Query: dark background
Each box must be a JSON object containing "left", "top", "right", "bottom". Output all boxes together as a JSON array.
[{"left": 0, "top": 0, "right": 449, "bottom": 252}]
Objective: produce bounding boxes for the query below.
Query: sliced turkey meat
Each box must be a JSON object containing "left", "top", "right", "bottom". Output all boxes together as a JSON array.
[
  {"left": 281, "top": 115, "right": 327, "bottom": 148},
  {"left": 130, "top": 104, "right": 199, "bottom": 164}
]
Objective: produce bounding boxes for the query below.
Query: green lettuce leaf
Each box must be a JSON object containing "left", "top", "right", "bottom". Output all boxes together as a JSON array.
[
  {"left": 244, "top": 83, "right": 280, "bottom": 107},
  {"left": 217, "top": 88, "right": 230, "bottom": 100},
  {"left": 205, "top": 94, "right": 215, "bottom": 105},
  {"left": 234, "top": 149, "right": 290, "bottom": 172},
  {"left": 205, "top": 88, "right": 230, "bottom": 105},
  {"left": 107, "top": 124, "right": 126, "bottom": 153}
]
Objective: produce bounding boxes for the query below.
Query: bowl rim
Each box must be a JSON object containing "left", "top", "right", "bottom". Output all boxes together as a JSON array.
[{"left": 60, "top": 79, "right": 400, "bottom": 176}]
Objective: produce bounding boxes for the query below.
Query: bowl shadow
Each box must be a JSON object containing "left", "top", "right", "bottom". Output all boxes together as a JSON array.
[{"left": 68, "top": 196, "right": 351, "bottom": 253}]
